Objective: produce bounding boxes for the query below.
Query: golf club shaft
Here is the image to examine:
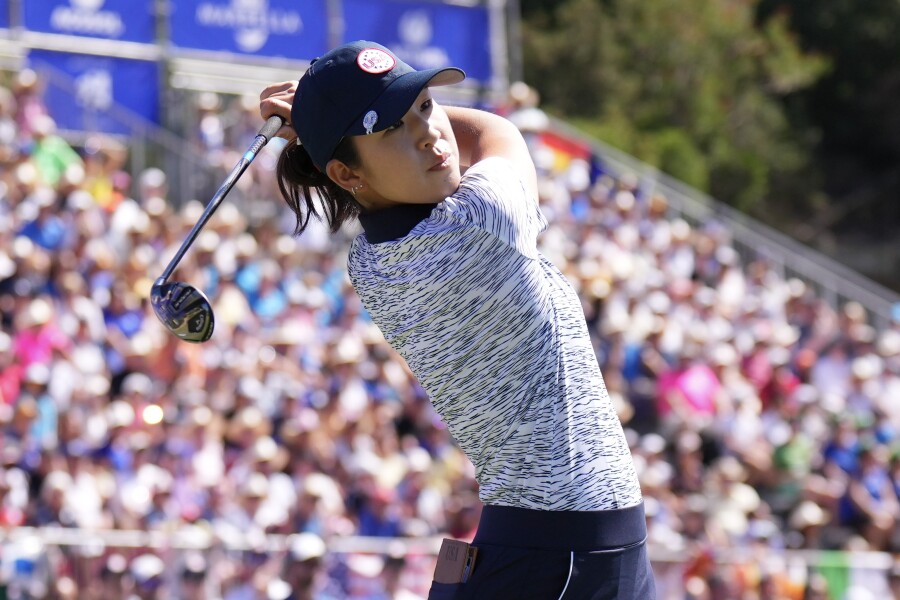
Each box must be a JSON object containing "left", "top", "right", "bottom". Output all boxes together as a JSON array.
[{"left": 156, "top": 114, "right": 285, "bottom": 285}]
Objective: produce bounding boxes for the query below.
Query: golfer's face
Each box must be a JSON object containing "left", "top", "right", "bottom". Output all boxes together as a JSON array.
[{"left": 353, "top": 88, "right": 461, "bottom": 208}]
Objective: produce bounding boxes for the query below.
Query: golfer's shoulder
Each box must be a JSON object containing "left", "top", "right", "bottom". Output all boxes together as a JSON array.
[{"left": 443, "top": 157, "right": 532, "bottom": 218}]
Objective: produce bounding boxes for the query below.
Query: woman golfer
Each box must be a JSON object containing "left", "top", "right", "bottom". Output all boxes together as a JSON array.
[{"left": 259, "top": 40, "right": 656, "bottom": 600}]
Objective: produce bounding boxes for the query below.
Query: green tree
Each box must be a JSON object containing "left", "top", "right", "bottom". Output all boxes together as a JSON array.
[
  {"left": 756, "top": 0, "right": 900, "bottom": 239},
  {"left": 520, "top": 0, "right": 828, "bottom": 213}
]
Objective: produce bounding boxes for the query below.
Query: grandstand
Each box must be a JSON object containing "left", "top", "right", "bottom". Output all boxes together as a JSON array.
[{"left": 2, "top": 2, "right": 900, "bottom": 600}]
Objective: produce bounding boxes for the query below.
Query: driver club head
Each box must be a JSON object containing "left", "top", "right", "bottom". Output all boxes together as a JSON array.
[{"left": 150, "top": 280, "right": 215, "bottom": 343}]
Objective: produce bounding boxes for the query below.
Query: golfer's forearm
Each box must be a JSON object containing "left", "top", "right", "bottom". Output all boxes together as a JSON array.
[
  {"left": 444, "top": 105, "right": 537, "bottom": 195},
  {"left": 444, "top": 106, "right": 523, "bottom": 165}
]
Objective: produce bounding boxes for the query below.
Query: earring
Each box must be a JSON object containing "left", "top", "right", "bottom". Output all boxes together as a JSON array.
[{"left": 351, "top": 184, "right": 362, "bottom": 196}]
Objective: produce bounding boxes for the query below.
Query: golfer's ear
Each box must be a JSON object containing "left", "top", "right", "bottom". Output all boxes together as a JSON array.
[{"left": 325, "top": 159, "right": 361, "bottom": 195}]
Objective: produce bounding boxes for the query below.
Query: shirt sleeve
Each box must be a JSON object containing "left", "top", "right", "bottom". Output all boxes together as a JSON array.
[{"left": 442, "top": 157, "right": 547, "bottom": 258}]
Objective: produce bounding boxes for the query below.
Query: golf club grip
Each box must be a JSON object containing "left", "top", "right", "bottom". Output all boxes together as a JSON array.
[
  {"left": 258, "top": 113, "right": 285, "bottom": 142},
  {"left": 157, "top": 115, "right": 285, "bottom": 283}
]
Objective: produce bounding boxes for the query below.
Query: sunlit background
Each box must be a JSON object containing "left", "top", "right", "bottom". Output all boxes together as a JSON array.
[{"left": 2, "top": 1, "right": 900, "bottom": 599}]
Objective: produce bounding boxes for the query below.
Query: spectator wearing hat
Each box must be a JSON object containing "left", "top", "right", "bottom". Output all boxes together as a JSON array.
[
  {"left": 81, "top": 136, "right": 129, "bottom": 212},
  {"left": 222, "top": 546, "right": 278, "bottom": 600},
  {"left": 801, "top": 573, "right": 831, "bottom": 600},
  {"left": 221, "top": 471, "right": 270, "bottom": 534},
  {"left": 11, "top": 69, "right": 49, "bottom": 141},
  {"left": 7, "top": 399, "right": 39, "bottom": 468},
  {"left": 17, "top": 186, "right": 70, "bottom": 251},
  {"left": 18, "top": 363, "right": 57, "bottom": 451},
  {"left": 129, "top": 553, "right": 166, "bottom": 600},
  {"left": 178, "top": 552, "right": 209, "bottom": 600},
  {"left": 28, "top": 115, "right": 83, "bottom": 189},
  {"left": 788, "top": 500, "right": 832, "bottom": 550},
  {"left": 29, "top": 470, "right": 74, "bottom": 527},
  {"left": 0, "top": 467, "right": 25, "bottom": 527},
  {"left": 281, "top": 532, "right": 342, "bottom": 600},
  {"left": 96, "top": 553, "right": 130, "bottom": 600},
  {"left": 0, "top": 84, "right": 20, "bottom": 164},
  {"left": 13, "top": 296, "right": 69, "bottom": 370},
  {"left": 373, "top": 551, "right": 426, "bottom": 600}
]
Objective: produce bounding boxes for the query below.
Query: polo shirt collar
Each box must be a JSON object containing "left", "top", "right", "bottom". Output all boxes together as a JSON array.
[{"left": 358, "top": 203, "right": 437, "bottom": 243}]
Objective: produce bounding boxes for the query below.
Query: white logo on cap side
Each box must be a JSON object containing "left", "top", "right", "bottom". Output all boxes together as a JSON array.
[
  {"left": 357, "top": 49, "right": 395, "bottom": 74},
  {"left": 363, "top": 111, "right": 378, "bottom": 135}
]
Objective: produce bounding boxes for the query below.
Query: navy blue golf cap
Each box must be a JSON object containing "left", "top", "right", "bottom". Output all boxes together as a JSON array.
[{"left": 291, "top": 41, "right": 465, "bottom": 171}]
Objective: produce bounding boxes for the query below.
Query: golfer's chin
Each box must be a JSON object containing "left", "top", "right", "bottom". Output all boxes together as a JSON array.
[{"left": 430, "top": 166, "right": 462, "bottom": 201}]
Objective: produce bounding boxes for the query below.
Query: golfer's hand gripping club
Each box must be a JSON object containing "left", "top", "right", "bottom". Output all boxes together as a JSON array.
[{"left": 150, "top": 115, "right": 285, "bottom": 343}]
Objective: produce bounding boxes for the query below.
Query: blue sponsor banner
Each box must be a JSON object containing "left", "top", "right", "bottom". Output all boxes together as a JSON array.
[
  {"left": 22, "top": 0, "right": 156, "bottom": 43},
  {"left": 0, "top": 0, "right": 8, "bottom": 29},
  {"left": 169, "top": 0, "right": 329, "bottom": 59},
  {"left": 342, "top": 0, "right": 492, "bottom": 84},
  {"left": 28, "top": 50, "right": 159, "bottom": 135}
]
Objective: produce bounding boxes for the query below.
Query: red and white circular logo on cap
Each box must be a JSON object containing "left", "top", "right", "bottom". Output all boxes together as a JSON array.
[{"left": 357, "top": 48, "right": 395, "bottom": 74}]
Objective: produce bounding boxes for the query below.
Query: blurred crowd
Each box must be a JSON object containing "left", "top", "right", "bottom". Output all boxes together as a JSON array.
[{"left": 2, "top": 71, "right": 900, "bottom": 600}]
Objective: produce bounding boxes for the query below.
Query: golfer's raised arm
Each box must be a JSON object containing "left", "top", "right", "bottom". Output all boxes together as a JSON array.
[{"left": 445, "top": 105, "right": 539, "bottom": 200}]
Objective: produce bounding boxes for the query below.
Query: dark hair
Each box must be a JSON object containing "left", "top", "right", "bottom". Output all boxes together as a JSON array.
[{"left": 276, "top": 137, "right": 362, "bottom": 235}]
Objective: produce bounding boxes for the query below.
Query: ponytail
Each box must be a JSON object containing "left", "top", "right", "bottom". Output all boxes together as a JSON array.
[{"left": 276, "top": 137, "right": 362, "bottom": 235}]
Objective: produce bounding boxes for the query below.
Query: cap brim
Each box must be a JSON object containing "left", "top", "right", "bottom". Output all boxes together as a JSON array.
[
  {"left": 424, "top": 67, "right": 466, "bottom": 88},
  {"left": 344, "top": 67, "right": 466, "bottom": 138}
]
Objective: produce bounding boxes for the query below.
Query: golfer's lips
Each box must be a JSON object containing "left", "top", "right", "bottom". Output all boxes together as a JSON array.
[{"left": 429, "top": 150, "right": 451, "bottom": 171}]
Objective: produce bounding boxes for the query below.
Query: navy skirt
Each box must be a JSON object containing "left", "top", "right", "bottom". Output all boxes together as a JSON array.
[{"left": 428, "top": 502, "right": 657, "bottom": 600}]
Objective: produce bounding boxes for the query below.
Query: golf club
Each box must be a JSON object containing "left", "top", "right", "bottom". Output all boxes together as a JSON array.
[{"left": 150, "top": 114, "right": 284, "bottom": 343}]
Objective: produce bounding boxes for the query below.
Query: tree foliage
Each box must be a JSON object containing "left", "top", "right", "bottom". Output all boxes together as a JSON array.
[
  {"left": 756, "top": 0, "right": 900, "bottom": 237},
  {"left": 520, "top": 0, "right": 829, "bottom": 212}
]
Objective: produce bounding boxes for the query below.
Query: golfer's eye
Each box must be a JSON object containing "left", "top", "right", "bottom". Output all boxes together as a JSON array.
[{"left": 421, "top": 99, "right": 433, "bottom": 112}]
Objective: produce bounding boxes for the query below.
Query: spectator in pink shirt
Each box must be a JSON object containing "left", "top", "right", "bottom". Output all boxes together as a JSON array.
[
  {"left": 657, "top": 346, "right": 721, "bottom": 432},
  {"left": 12, "top": 297, "right": 70, "bottom": 369},
  {"left": 0, "top": 332, "right": 22, "bottom": 405}
]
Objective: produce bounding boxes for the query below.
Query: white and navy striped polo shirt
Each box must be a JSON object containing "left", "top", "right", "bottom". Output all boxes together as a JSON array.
[{"left": 348, "top": 157, "right": 642, "bottom": 511}]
